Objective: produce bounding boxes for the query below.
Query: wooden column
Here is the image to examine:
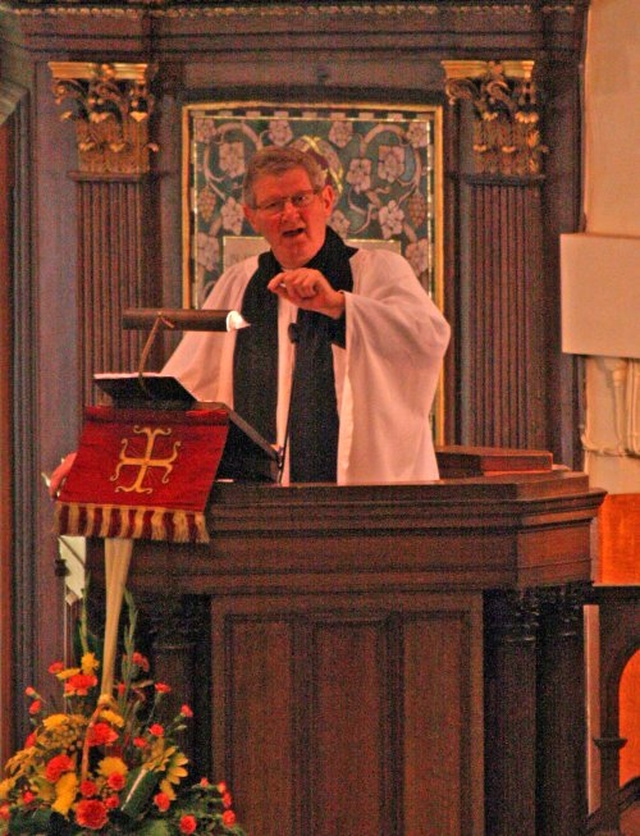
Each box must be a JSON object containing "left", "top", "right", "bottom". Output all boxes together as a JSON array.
[
  {"left": 442, "top": 60, "right": 548, "bottom": 450},
  {"left": 48, "top": 62, "right": 161, "bottom": 406},
  {"left": 536, "top": 584, "right": 589, "bottom": 835},
  {"left": 0, "top": 98, "right": 14, "bottom": 767},
  {"left": 483, "top": 589, "right": 539, "bottom": 836}
]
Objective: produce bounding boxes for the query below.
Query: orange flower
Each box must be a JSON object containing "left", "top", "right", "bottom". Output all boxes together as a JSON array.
[
  {"left": 154, "top": 791, "right": 171, "bottom": 812},
  {"left": 75, "top": 799, "right": 108, "bottom": 830},
  {"left": 179, "top": 814, "right": 197, "bottom": 834},
  {"left": 222, "top": 810, "right": 236, "bottom": 826},
  {"left": 45, "top": 753, "right": 74, "bottom": 783},
  {"left": 107, "top": 772, "right": 125, "bottom": 792},
  {"left": 181, "top": 705, "right": 194, "bottom": 718},
  {"left": 80, "top": 779, "right": 97, "bottom": 798},
  {"left": 87, "top": 721, "right": 118, "bottom": 747},
  {"left": 132, "top": 652, "right": 149, "bottom": 672},
  {"left": 155, "top": 683, "right": 171, "bottom": 694},
  {"left": 64, "top": 673, "right": 98, "bottom": 696}
]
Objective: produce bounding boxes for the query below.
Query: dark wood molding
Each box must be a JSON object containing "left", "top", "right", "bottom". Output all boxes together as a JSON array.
[{"left": 0, "top": 101, "right": 15, "bottom": 768}]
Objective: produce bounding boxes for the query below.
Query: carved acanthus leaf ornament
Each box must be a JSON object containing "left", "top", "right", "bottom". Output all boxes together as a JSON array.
[
  {"left": 442, "top": 60, "right": 547, "bottom": 177},
  {"left": 49, "top": 62, "right": 158, "bottom": 175}
]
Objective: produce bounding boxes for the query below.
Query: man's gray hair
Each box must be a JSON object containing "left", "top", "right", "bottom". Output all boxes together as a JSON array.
[{"left": 242, "top": 146, "right": 327, "bottom": 207}]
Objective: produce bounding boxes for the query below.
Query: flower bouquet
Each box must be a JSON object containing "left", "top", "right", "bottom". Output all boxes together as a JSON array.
[{"left": 0, "top": 591, "right": 246, "bottom": 836}]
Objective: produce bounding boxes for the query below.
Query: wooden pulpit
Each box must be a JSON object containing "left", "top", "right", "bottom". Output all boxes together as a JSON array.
[{"left": 86, "top": 456, "right": 605, "bottom": 836}]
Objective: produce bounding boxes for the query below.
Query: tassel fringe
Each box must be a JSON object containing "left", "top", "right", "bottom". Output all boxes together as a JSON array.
[{"left": 54, "top": 502, "right": 210, "bottom": 544}]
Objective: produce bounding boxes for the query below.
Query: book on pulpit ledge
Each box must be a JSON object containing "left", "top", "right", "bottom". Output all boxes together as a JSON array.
[
  {"left": 94, "top": 371, "right": 198, "bottom": 405},
  {"left": 94, "top": 372, "right": 280, "bottom": 483}
]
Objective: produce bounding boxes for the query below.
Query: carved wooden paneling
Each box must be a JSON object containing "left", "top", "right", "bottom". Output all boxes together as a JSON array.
[
  {"left": 211, "top": 595, "right": 483, "bottom": 836},
  {"left": 466, "top": 178, "right": 546, "bottom": 448},
  {"left": 74, "top": 174, "right": 160, "bottom": 405}
]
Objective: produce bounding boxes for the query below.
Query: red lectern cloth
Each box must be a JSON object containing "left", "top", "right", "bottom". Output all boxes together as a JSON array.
[{"left": 53, "top": 406, "right": 230, "bottom": 543}]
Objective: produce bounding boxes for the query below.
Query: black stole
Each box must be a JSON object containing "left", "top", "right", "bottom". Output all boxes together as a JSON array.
[{"left": 233, "top": 227, "right": 356, "bottom": 481}]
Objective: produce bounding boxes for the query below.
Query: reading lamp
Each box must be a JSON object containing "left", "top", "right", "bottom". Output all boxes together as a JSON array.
[{"left": 121, "top": 307, "right": 249, "bottom": 388}]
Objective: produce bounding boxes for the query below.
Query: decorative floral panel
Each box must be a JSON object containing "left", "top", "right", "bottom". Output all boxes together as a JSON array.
[{"left": 183, "top": 103, "right": 442, "bottom": 308}]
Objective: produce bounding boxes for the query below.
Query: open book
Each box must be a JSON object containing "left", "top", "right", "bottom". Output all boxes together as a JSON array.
[{"left": 94, "top": 372, "right": 197, "bottom": 404}]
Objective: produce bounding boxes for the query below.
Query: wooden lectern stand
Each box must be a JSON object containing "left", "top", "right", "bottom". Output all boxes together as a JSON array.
[{"left": 87, "top": 464, "right": 604, "bottom": 836}]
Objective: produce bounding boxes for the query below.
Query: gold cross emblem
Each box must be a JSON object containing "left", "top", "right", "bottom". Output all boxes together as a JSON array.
[{"left": 110, "top": 425, "right": 181, "bottom": 495}]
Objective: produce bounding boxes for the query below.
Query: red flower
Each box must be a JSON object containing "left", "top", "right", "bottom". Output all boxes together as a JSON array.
[
  {"left": 64, "top": 673, "right": 98, "bottom": 696},
  {"left": 222, "top": 810, "right": 236, "bottom": 826},
  {"left": 154, "top": 792, "right": 171, "bottom": 812},
  {"left": 24, "top": 686, "right": 36, "bottom": 697},
  {"left": 133, "top": 737, "right": 148, "bottom": 749},
  {"left": 87, "top": 722, "right": 118, "bottom": 747},
  {"left": 24, "top": 732, "right": 36, "bottom": 747},
  {"left": 28, "top": 700, "right": 42, "bottom": 715},
  {"left": 105, "top": 795, "right": 120, "bottom": 810},
  {"left": 117, "top": 683, "right": 126, "bottom": 695},
  {"left": 155, "top": 682, "right": 171, "bottom": 694},
  {"left": 45, "top": 753, "right": 74, "bottom": 783},
  {"left": 149, "top": 723, "right": 164, "bottom": 737},
  {"left": 107, "top": 772, "right": 126, "bottom": 792},
  {"left": 222, "top": 791, "right": 233, "bottom": 809},
  {"left": 132, "top": 652, "right": 149, "bottom": 672},
  {"left": 22, "top": 790, "right": 35, "bottom": 804},
  {"left": 0, "top": 803, "right": 10, "bottom": 821},
  {"left": 181, "top": 704, "right": 194, "bottom": 718},
  {"left": 80, "top": 780, "right": 97, "bottom": 798},
  {"left": 179, "top": 814, "right": 197, "bottom": 834},
  {"left": 75, "top": 799, "right": 108, "bottom": 830},
  {"left": 48, "top": 661, "right": 65, "bottom": 674}
]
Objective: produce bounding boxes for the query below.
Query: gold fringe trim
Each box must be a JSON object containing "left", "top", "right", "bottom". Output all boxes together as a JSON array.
[{"left": 53, "top": 502, "right": 210, "bottom": 544}]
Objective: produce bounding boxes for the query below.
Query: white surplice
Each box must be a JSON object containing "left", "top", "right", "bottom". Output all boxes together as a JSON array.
[{"left": 163, "top": 246, "right": 450, "bottom": 484}]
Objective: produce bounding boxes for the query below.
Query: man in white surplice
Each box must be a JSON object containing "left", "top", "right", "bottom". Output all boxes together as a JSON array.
[{"left": 164, "top": 147, "right": 450, "bottom": 485}]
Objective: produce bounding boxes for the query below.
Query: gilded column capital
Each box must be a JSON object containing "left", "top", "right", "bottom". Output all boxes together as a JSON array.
[
  {"left": 48, "top": 61, "right": 158, "bottom": 175},
  {"left": 441, "top": 59, "right": 547, "bottom": 177}
]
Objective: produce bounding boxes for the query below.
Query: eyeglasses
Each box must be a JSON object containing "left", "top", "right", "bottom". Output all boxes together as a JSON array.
[{"left": 254, "top": 189, "right": 321, "bottom": 216}]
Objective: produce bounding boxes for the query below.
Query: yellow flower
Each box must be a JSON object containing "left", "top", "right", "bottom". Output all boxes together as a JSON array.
[
  {"left": 98, "top": 708, "right": 124, "bottom": 728},
  {"left": 97, "top": 756, "right": 128, "bottom": 778},
  {"left": 55, "top": 667, "right": 81, "bottom": 682},
  {"left": 81, "top": 652, "right": 100, "bottom": 676},
  {"left": 0, "top": 778, "right": 11, "bottom": 800},
  {"left": 52, "top": 771, "right": 78, "bottom": 816},
  {"left": 158, "top": 747, "right": 189, "bottom": 800},
  {"left": 31, "top": 777, "right": 55, "bottom": 803},
  {"left": 42, "top": 713, "right": 70, "bottom": 730}
]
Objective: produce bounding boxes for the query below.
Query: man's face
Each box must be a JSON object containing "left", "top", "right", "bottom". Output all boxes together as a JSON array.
[{"left": 243, "top": 166, "right": 335, "bottom": 269}]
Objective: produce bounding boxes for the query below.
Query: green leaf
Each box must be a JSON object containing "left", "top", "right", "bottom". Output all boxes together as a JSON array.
[
  {"left": 8, "top": 808, "right": 53, "bottom": 835},
  {"left": 129, "top": 816, "right": 173, "bottom": 836},
  {"left": 120, "top": 766, "right": 160, "bottom": 819}
]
